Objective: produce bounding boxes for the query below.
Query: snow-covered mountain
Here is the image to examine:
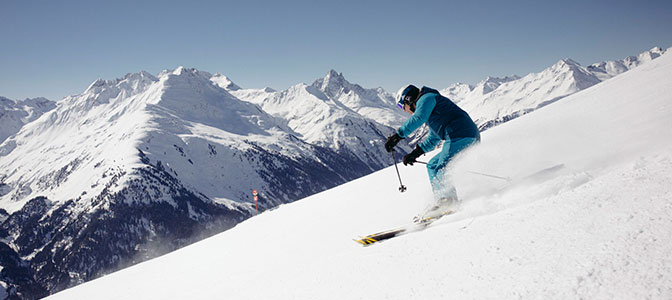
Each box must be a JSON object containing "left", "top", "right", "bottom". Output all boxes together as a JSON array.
[
  {"left": 209, "top": 73, "right": 242, "bottom": 91},
  {"left": 445, "top": 47, "right": 667, "bottom": 130},
  {"left": 310, "top": 70, "right": 407, "bottom": 128},
  {"left": 439, "top": 82, "right": 472, "bottom": 104},
  {"left": 587, "top": 46, "right": 666, "bottom": 80},
  {"left": 0, "top": 67, "right": 400, "bottom": 298},
  {"left": 45, "top": 48, "right": 672, "bottom": 300},
  {"left": 465, "top": 75, "right": 521, "bottom": 100},
  {"left": 223, "top": 70, "right": 406, "bottom": 129},
  {"left": 462, "top": 58, "right": 602, "bottom": 129},
  {"left": 229, "top": 70, "right": 412, "bottom": 170},
  {"left": 0, "top": 97, "right": 55, "bottom": 144}
]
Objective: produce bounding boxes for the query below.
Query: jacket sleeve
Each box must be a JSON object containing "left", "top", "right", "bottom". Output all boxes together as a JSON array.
[{"left": 396, "top": 94, "right": 436, "bottom": 138}]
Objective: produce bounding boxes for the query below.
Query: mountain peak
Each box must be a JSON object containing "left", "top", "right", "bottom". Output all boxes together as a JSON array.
[
  {"left": 479, "top": 75, "right": 520, "bottom": 85},
  {"left": 309, "top": 69, "right": 356, "bottom": 98},
  {"left": 156, "top": 67, "right": 213, "bottom": 81},
  {"left": 20, "top": 97, "right": 54, "bottom": 108},
  {"left": 321, "top": 69, "right": 347, "bottom": 88},
  {"left": 210, "top": 73, "right": 242, "bottom": 91},
  {"left": 173, "top": 66, "right": 186, "bottom": 75},
  {"left": 556, "top": 58, "right": 582, "bottom": 68},
  {"left": 649, "top": 47, "right": 664, "bottom": 54},
  {"left": 85, "top": 71, "right": 158, "bottom": 93},
  {"left": 473, "top": 75, "right": 520, "bottom": 95},
  {"left": 166, "top": 67, "right": 212, "bottom": 78},
  {"left": 87, "top": 78, "right": 106, "bottom": 90},
  {"left": 637, "top": 47, "right": 666, "bottom": 62},
  {"left": 546, "top": 58, "right": 588, "bottom": 76},
  {"left": 326, "top": 69, "right": 344, "bottom": 79}
]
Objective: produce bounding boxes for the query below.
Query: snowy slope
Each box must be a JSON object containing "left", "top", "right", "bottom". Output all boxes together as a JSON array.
[{"left": 47, "top": 51, "right": 672, "bottom": 299}]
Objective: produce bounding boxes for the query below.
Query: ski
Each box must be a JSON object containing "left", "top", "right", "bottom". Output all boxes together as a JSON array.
[
  {"left": 354, "top": 228, "right": 407, "bottom": 246},
  {"left": 353, "top": 210, "right": 454, "bottom": 246}
]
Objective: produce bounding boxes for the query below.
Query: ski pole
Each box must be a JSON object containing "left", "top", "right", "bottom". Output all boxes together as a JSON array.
[
  {"left": 468, "top": 171, "right": 511, "bottom": 181},
  {"left": 414, "top": 160, "right": 510, "bottom": 181},
  {"left": 391, "top": 151, "right": 407, "bottom": 192}
]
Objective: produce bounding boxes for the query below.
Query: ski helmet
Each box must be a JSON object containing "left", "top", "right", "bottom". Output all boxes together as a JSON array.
[{"left": 395, "top": 84, "right": 420, "bottom": 110}]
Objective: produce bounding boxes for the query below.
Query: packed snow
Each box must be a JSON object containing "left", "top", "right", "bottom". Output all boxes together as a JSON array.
[{"left": 46, "top": 50, "right": 672, "bottom": 299}]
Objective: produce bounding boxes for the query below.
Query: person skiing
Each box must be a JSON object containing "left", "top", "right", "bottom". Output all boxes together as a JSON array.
[{"left": 385, "top": 84, "right": 480, "bottom": 221}]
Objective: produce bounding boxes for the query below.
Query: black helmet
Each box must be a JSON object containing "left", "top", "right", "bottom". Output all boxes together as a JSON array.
[{"left": 395, "top": 84, "right": 420, "bottom": 110}]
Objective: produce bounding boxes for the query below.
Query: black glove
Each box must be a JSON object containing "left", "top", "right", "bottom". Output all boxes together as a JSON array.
[
  {"left": 384, "top": 133, "right": 403, "bottom": 152},
  {"left": 403, "top": 145, "right": 425, "bottom": 166}
]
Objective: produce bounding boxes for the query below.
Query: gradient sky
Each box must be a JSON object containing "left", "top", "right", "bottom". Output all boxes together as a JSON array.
[{"left": 1, "top": 0, "right": 671, "bottom": 100}]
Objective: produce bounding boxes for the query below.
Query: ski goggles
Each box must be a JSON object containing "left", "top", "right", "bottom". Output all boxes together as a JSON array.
[{"left": 396, "top": 99, "right": 405, "bottom": 109}]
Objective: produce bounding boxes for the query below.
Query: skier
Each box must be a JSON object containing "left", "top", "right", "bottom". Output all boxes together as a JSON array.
[{"left": 385, "top": 84, "right": 480, "bottom": 221}]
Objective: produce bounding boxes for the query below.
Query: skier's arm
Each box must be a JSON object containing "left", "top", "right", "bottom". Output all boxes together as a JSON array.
[
  {"left": 419, "top": 130, "right": 441, "bottom": 152},
  {"left": 397, "top": 95, "right": 436, "bottom": 138}
]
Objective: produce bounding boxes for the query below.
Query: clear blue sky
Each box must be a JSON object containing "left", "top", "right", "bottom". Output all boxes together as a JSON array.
[{"left": 1, "top": 0, "right": 671, "bottom": 100}]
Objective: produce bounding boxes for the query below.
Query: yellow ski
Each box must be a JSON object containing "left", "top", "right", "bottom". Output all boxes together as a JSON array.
[{"left": 354, "top": 210, "right": 453, "bottom": 246}]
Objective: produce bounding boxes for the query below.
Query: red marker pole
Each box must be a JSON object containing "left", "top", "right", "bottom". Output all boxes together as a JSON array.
[{"left": 252, "top": 189, "right": 258, "bottom": 215}]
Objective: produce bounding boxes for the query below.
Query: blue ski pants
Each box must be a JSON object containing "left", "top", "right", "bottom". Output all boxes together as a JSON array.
[{"left": 427, "top": 136, "right": 480, "bottom": 200}]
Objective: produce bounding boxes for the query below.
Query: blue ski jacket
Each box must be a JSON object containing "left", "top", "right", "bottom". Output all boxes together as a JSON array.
[{"left": 397, "top": 87, "right": 480, "bottom": 152}]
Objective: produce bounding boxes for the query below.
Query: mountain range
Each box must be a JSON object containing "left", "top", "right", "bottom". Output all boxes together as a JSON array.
[
  {"left": 0, "top": 46, "right": 667, "bottom": 299},
  {"left": 441, "top": 47, "right": 666, "bottom": 130},
  {"left": 0, "top": 66, "right": 407, "bottom": 299}
]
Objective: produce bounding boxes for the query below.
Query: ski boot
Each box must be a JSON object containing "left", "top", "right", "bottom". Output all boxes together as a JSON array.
[{"left": 413, "top": 197, "right": 458, "bottom": 224}]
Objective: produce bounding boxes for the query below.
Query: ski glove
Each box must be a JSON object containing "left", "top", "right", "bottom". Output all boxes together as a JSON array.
[
  {"left": 403, "top": 145, "right": 424, "bottom": 166},
  {"left": 385, "top": 133, "right": 403, "bottom": 152}
]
